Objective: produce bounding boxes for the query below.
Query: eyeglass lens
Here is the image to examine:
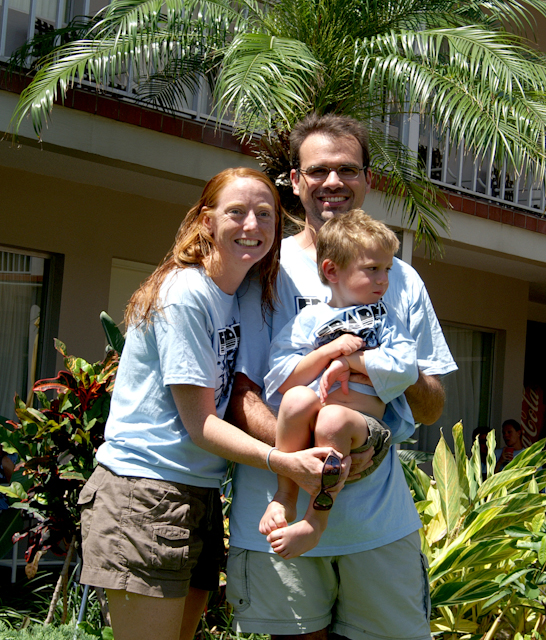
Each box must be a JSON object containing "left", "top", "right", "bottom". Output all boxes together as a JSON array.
[{"left": 303, "top": 165, "right": 362, "bottom": 180}]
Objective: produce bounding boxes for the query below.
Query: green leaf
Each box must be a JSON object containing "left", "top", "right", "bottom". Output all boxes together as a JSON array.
[
  {"left": 538, "top": 535, "right": 546, "bottom": 565},
  {"left": 485, "top": 428, "right": 497, "bottom": 480},
  {"left": 100, "top": 310, "right": 126, "bottom": 354},
  {"left": 431, "top": 579, "right": 500, "bottom": 607},
  {"left": 0, "top": 482, "right": 29, "bottom": 501},
  {"left": 452, "top": 421, "right": 470, "bottom": 500},
  {"left": 432, "top": 430, "right": 462, "bottom": 533},
  {"left": 475, "top": 466, "right": 537, "bottom": 501}
]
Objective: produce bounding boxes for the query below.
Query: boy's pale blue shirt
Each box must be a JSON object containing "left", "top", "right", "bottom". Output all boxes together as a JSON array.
[{"left": 264, "top": 300, "right": 418, "bottom": 436}]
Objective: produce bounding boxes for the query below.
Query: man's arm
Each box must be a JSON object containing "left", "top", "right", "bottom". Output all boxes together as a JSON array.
[
  {"left": 227, "top": 373, "right": 277, "bottom": 445},
  {"left": 404, "top": 372, "right": 444, "bottom": 425}
]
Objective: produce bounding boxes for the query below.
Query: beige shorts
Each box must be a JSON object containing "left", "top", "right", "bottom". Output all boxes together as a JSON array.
[
  {"left": 78, "top": 465, "right": 224, "bottom": 598},
  {"left": 226, "top": 531, "right": 431, "bottom": 640}
]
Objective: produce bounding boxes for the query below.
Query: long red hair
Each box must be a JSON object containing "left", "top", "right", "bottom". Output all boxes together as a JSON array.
[{"left": 125, "top": 167, "right": 283, "bottom": 327}]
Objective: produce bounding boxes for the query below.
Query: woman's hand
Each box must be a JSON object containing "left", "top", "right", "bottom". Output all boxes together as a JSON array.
[{"left": 269, "top": 447, "right": 350, "bottom": 497}]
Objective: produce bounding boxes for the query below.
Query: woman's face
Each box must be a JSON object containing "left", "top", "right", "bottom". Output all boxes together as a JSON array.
[{"left": 203, "top": 177, "right": 277, "bottom": 291}]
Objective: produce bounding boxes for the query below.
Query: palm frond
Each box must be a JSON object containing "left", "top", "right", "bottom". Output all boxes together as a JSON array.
[
  {"left": 455, "top": 0, "right": 546, "bottom": 36},
  {"left": 352, "top": 27, "right": 546, "bottom": 178},
  {"left": 369, "top": 129, "right": 449, "bottom": 255},
  {"left": 10, "top": 0, "right": 248, "bottom": 137},
  {"left": 215, "top": 32, "right": 320, "bottom": 135}
]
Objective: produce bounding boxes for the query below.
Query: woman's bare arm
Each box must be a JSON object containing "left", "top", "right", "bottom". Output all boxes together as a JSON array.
[{"left": 171, "top": 382, "right": 344, "bottom": 496}]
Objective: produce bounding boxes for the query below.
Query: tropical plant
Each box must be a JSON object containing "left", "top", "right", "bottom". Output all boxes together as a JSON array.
[
  {"left": 0, "top": 338, "right": 118, "bottom": 570},
  {"left": 10, "top": 0, "right": 546, "bottom": 252},
  {"left": 401, "top": 422, "right": 546, "bottom": 638}
]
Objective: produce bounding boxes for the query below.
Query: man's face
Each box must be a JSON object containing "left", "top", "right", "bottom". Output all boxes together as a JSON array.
[
  {"left": 502, "top": 425, "right": 521, "bottom": 448},
  {"left": 290, "top": 133, "right": 372, "bottom": 232}
]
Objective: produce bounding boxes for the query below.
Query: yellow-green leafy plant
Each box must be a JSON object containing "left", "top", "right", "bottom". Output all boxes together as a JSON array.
[{"left": 402, "top": 422, "right": 546, "bottom": 638}]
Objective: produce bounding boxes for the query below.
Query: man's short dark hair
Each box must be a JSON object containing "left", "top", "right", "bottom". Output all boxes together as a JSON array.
[
  {"left": 472, "top": 426, "right": 491, "bottom": 441},
  {"left": 502, "top": 419, "right": 521, "bottom": 432},
  {"left": 290, "top": 113, "right": 370, "bottom": 170}
]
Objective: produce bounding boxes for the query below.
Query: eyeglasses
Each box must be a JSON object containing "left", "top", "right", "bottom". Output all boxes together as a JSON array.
[
  {"left": 312, "top": 453, "right": 342, "bottom": 511},
  {"left": 298, "top": 165, "right": 367, "bottom": 181}
]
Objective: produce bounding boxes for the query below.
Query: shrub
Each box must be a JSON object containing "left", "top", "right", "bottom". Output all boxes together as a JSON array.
[
  {"left": 402, "top": 422, "right": 546, "bottom": 638},
  {"left": 0, "top": 339, "right": 118, "bottom": 566}
]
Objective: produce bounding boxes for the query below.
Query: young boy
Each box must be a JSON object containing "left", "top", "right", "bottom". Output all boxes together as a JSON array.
[{"left": 259, "top": 210, "right": 418, "bottom": 559}]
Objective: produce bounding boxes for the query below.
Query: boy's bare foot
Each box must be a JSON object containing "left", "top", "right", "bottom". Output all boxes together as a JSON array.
[
  {"left": 266, "top": 516, "right": 325, "bottom": 559},
  {"left": 259, "top": 491, "right": 298, "bottom": 535}
]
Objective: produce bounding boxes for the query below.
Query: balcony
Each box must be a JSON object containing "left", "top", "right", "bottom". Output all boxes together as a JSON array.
[
  {"left": 2, "top": 0, "right": 545, "bottom": 217},
  {"left": 382, "top": 111, "right": 546, "bottom": 216}
]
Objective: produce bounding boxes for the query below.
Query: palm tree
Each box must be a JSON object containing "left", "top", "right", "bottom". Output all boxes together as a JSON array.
[{"left": 10, "top": 0, "right": 546, "bottom": 252}]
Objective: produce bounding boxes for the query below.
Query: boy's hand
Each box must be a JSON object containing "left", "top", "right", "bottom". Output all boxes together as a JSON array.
[
  {"left": 327, "top": 334, "right": 363, "bottom": 359},
  {"left": 320, "top": 357, "right": 351, "bottom": 402}
]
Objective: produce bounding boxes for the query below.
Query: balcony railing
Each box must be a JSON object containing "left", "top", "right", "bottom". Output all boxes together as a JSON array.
[
  {"left": 387, "top": 111, "right": 546, "bottom": 215},
  {"left": 2, "top": 0, "right": 545, "bottom": 216}
]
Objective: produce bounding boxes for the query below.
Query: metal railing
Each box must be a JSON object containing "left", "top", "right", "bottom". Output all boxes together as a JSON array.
[
  {"left": 391, "top": 111, "right": 546, "bottom": 215},
  {"left": 2, "top": 2, "right": 545, "bottom": 214}
]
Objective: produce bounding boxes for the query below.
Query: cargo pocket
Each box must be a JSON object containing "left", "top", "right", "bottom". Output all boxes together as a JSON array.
[
  {"left": 420, "top": 552, "right": 431, "bottom": 622},
  {"left": 77, "top": 481, "right": 99, "bottom": 544},
  {"left": 225, "top": 547, "right": 250, "bottom": 613},
  {"left": 151, "top": 524, "right": 190, "bottom": 571}
]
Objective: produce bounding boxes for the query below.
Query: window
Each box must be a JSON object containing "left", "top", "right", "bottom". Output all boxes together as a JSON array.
[
  {"left": 412, "top": 324, "right": 495, "bottom": 455},
  {"left": 0, "top": 248, "right": 62, "bottom": 421}
]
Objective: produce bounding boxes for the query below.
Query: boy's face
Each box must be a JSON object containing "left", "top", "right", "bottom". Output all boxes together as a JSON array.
[{"left": 326, "top": 242, "right": 393, "bottom": 308}]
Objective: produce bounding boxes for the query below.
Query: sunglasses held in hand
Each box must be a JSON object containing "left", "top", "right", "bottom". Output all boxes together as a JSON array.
[{"left": 313, "top": 453, "right": 342, "bottom": 511}]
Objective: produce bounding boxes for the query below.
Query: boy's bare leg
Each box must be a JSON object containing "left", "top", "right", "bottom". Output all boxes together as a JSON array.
[
  {"left": 259, "top": 386, "right": 322, "bottom": 535},
  {"left": 267, "top": 404, "right": 369, "bottom": 559}
]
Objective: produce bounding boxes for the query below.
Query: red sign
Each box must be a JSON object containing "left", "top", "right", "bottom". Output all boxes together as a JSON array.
[{"left": 521, "top": 386, "right": 545, "bottom": 447}]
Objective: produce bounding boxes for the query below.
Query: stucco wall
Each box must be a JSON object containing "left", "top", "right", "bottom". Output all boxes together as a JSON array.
[
  {"left": 414, "top": 257, "right": 529, "bottom": 427},
  {"left": 2, "top": 164, "right": 189, "bottom": 366}
]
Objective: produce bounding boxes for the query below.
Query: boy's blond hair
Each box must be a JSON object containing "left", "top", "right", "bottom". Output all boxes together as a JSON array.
[{"left": 316, "top": 210, "right": 399, "bottom": 285}]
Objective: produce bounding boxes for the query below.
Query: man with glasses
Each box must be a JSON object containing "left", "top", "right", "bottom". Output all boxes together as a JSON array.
[{"left": 227, "top": 113, "right": 457, "bottom": 640}]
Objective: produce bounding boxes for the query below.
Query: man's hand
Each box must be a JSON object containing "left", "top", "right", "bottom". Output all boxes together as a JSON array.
[
  {"left": 405, "top": 372, "right": 444, "bottom": 425},
  {"left": 347, "top": 447, "right": 375, "bottom": 481}
]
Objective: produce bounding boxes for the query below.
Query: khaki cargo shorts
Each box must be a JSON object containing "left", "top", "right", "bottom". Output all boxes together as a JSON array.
[{"left": 78, "top": 465, "right": 224, "bottom": 598}]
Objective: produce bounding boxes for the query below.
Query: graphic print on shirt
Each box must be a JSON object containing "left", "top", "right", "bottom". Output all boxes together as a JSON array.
[
  {"left": 315, "top": 302, "right": 387, "bottom": 349},
  {"left": 295, "top": 296, "right": 324, "bottom": 314},
  {"left": 216, "top": 321, "right": 240, "bottom": 407}
]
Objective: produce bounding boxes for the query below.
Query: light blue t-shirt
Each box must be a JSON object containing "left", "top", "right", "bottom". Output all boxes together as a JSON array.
[
  {"left": 495, "top": 447, "right": 525, "bottom": 471},
  {"left": 230, "top": 236, "right": 457, "bottom": 555},
  {"left": 97, "top": 267, "right": 240, "bottom": 489},
  {"left": 265, "top": 300, "right": 418, "bottom": 437}
]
